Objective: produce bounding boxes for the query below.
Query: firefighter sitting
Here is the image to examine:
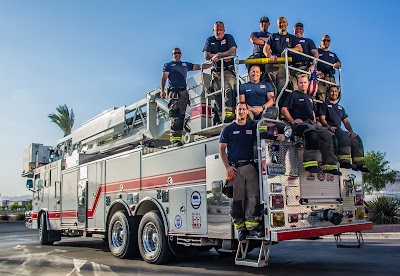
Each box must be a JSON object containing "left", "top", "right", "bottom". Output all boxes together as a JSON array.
[
  {"left": 219, "top": 102, "right": 284, "bottom": 241},
  {"left": 281, "top": 75, "right": 341, "bottom": 175},
  {"left": 318, "top": 85, "right": 369, "bottom": 172},
  {"left": 239, "top": 64, "right": 275, "bottom": 130}
]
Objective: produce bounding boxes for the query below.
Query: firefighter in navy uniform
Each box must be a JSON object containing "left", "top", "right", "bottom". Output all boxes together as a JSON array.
[
  {"left": 248, "top": 16, "right": 271, "bottom": 80},
  {"left": 203, "top": 21, "right": 238, "bottom": 124},
  {"left": 263, "top": 17, "right": 302, "bottom": 107},
  {"left": 239, "top": 64, "right": 275, "bottom": 131},
  {"left": 161, "top": 48, "right": 209, "bottom": 146},
  {"left": 319, "top": 85, "right": 369, "bottom": 172},
  {"left": 219, "top": 102, "right": 284, "bottom": 241},
  {"left": 316, "top": 35, "right": 341, "bottom": 102},
  {"left": 291, "top": 22, "right": 319, "bottom": 91},
  {"left": 281, "top": 75, "right": 340, "bottom": 175}
]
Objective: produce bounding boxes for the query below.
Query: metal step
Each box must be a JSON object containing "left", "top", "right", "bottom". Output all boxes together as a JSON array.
[
  {"left": 334, "top": 231, "right": 365, "bottom": 248},
  {"left": 235, "top": 239, "right": 272, "bottom": 267}
]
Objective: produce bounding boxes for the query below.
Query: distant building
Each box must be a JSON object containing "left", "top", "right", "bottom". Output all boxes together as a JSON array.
[{"left": 0, "top": 200, "right": 10, "bottom": 208}]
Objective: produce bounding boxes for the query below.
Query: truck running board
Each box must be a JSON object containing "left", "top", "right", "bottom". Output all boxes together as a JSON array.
[
  {"left": 334, "top": 231, "right": 365, "bottom": 248},
  {"left": 235, "top": 240, "right": 272, "bottom": 267}
]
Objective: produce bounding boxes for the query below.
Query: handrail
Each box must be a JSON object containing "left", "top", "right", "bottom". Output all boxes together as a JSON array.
[
  {"left": 201, "top": 55, "right": 237, "bottom": 128},
  {"left": 274, "top": 48, "right": 343, "bottom": 110}
]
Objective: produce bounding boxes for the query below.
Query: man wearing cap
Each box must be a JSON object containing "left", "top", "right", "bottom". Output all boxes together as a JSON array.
[
  {"left": 263, "top": 17, "right": 302, "bottom": 107},
  {"left": 316, "top": 35, "right": 341, "bottom": 102},
  {"left": 161, "top": 47, "right": 208, "bottom": 146},
  {"left": 248, "top": 16, "right": 271, "bottom": 80},
  {"left": 203, "top": 21, "right": 238, "bottom": 124},
  {"left": 291, "top": 22, "right": 319, "bottom": 91},
  {"left": 319, "top": 85, "right": 368, "bottom": 172}
]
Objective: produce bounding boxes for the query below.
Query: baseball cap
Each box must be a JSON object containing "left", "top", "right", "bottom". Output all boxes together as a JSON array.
[
  {"left": 294, "top": 22, "right": 304, "bottom": 28},
  {"left": 260, "top": 16, "right": 269, "bottom": 22}
]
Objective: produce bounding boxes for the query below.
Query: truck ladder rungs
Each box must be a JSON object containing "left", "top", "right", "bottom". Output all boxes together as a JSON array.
[
  {"left": 235, "top": 239, "right": 272, "bottom": 267},
  {"left": 334, "top": 231, "right": 365, "bottom": 248}
]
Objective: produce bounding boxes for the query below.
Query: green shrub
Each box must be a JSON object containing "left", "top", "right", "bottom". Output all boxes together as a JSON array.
[
  {"left": 15, "top": 213, "right": 26, "bottom": 221},
  {"left": 0, "top": 214, "right": 10, "bottom": 221},
  {"left": 365, "top": 196, "right": 400, "bottom": 224}
]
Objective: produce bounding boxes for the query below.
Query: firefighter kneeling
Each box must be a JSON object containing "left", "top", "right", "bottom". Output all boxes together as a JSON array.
[{"left": 219, "top": 102, "right": 284, "bottom": 241}]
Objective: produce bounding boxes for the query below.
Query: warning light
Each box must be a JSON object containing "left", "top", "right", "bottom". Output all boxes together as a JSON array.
[
  {"left": 271, "top": 183, "right": 282, "bottom": 193},
  {"left": 288, "top": 214, "right": 299, "bottom": 223},
  {"left": 356, "top": 208, "right": 365, "bottom": 219},
  {"left": 272, "top": 212, "right": 285, "bottom": 227},
  {"left": 270, "top": 195, "right": 284, "bottom": 209}
]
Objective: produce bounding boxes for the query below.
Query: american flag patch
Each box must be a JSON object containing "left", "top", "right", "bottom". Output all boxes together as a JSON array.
[
  {"left": 307, "top": 66, "right": 318, "bottom": 96},
  {"left": 246, "top": 130, "right": 253, "bottom": 134}
]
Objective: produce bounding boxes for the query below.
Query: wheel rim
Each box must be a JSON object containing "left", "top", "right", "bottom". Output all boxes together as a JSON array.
[
  {"left": 111, "top": 220, "right": 125, "bottom": 249},
  {"left": 142, "top": 222, "right": 159, "bottom": 258}
]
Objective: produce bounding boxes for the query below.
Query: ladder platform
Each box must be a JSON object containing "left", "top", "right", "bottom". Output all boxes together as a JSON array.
[
  {"left": 193, "top": 124, "right": 227, "bottom": 137},
  {"left": 235, "top": 239, "right": 272, "bottom": 267}
]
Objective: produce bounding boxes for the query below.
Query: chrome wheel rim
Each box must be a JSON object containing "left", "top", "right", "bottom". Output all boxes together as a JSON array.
[
  {"left": 142, "top": 222, "right": 159, "bottom": 258},
  {"left": 111, "top": 220, "right": 125, "bottom": 248}
]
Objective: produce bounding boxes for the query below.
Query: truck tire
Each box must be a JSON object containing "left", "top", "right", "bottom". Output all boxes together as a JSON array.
[
  {"left": 138, "top": 211, "right": 172, "bottom": 264},
  {"left": 108, "top": 211, "right": 137, "bottom": 259},
  {"left": 39, "top": 213, "right": 53, "bottom": 245}
]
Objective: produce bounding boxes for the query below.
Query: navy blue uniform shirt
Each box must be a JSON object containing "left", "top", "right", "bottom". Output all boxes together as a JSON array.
[
  {"left": 163, "top": 61, "right": 194, "bottom": 88},
  {"left": 292, "top": 37, "right": 317, "bottom": 64},
  {"left": 219, "top": 122, "right": 256, "bottom": 163},
  {"left": 317, "top": 49, "right": 340, "bottom": 75},
  {"left": 267, "top": 33, "right": 300, "bottom": 56},
  {"left": 282, "top": 90, "right": 314, "bottom": 121},
  {"left": 239, "top": 81, "right": 274, "bottom": 107},
  {"left": 319, "top": 101, "right": 348, "bottom": 127},
  {"left": 250, "top": 31, "right": 271, "bottom": 54},
  {"left": 203, "top": 34, "right": 237, "bottom": 69}
]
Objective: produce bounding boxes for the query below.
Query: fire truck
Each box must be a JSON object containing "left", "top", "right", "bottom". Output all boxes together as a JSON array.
[{"left": 22, "top": 51, "right": 372, "bottom": 267}]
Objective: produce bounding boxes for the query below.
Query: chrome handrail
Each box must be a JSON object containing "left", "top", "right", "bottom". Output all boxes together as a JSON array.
[{"left": 201, "top": 55, "right": 237, "bottom": 128}]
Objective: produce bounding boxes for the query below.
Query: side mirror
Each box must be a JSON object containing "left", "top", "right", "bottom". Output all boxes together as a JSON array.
[
  {"left": 26, "top": 179, "right": 33, "bottom": 189},
  {"left": 35, "top": 179, "right": 43, "bottom": 190}
]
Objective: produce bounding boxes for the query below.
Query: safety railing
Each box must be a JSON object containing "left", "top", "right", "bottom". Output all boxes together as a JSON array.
[
  {"left": 201, "top": 55, "right": 237, "bottom": 128},
  {"left": 276, "top": 48, "right": 342, "bottom": 108}
]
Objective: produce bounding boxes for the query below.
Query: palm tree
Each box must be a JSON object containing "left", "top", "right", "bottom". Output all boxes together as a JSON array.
[{"left": 48, "top": 105, "right": 75, "bottom": 136}]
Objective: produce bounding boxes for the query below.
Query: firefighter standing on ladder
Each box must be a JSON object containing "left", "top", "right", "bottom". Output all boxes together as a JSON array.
[
  {"left": 203, "top": 21, "right": 238, "bottom": 124},
  {"left": 219, "top": 102, "right": 284, "bottom": 241},
  {"left": 161, "top": 47, "right": 210, "bottom": 146}
]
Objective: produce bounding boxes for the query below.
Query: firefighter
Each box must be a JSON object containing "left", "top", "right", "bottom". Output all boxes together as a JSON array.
[
  {"left": 291, "top": 22, "right": 319, "bottom": 91},
  {"left": 203, "top": 21, "right": 237, "bottom": 124},
  {"left": 248, "top": 16, "right": 271, "bottom": 80},
  {"left": 161, "top": 48, "right": 210, "bottom": 146},
  {"left": 319, "top": 85, "right": 369, "bottom": 172},
  {"left": 239, "top": 64, "right": 275, "bottom": 131},
  {"left": 263, "top": 17, "right": 302, "bottom": 107},
  {"left": 281, "top": 75, "right": 341, "bottom": 175},
  {"left": 219, "top": 102, "right": 284, "bottom": 241},
  {"left": 316, "top": 35, "right": 341, "bottom": 102}
]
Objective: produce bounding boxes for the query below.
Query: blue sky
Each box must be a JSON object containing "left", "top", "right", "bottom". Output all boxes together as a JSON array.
[{"left": 0, "top": 1, "right": 399, "bottom": 196}]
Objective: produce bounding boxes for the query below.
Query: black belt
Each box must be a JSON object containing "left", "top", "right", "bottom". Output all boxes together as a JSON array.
[
  {"left": 229, "top": 160, "right": 254, "bottom": 168},
  {"left": 293, "top": 62, "right": 308, "bottom": 67},
  {"left": 169, "top": 87, "right": 186, "bottom": 92}
]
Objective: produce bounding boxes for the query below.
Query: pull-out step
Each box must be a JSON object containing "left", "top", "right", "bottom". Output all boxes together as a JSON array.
[
  {"left": 334, "top": 231, "right": 365, "bottom": 248},
  {"left": 235, "top": 239, "right": 272, "bottom": 267}
]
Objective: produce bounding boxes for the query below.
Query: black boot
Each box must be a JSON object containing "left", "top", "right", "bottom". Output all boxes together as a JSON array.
[{"left": 238, "top": 229, "right": 248, "bottom": 241}]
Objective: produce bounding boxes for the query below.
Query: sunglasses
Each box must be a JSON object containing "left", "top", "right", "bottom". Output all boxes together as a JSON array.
[
  {"left": 173, "top": 52, "right": 181, "bottom": 55},
  {"left": 322, "top": 39, "right": 331, "bottom": 42}
]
